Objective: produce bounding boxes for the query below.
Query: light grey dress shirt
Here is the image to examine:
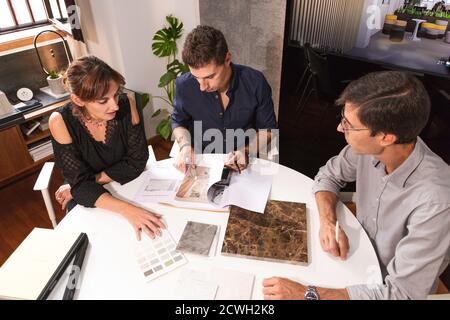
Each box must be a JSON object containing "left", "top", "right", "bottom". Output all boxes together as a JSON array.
[{"left": 312, "top": 137, "right": 450, "bottom": 300}]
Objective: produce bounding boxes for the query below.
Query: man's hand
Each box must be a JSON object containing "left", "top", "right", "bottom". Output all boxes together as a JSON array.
[
  {"left": 174, "top": 145, "right": 196, "bottom": 173},
  {"left": 225, "top": 149, "right": 248, "bottom": 172},
  {"left": 319, "top": 219, "right": 349, "bottom": 260},
  {"left": 263, "top": 277, "right": 306, "bottom": 300},
  {"left": 55, "top": 184, "right": 73, "bottom": 211},
  {"left": 263, "top": 277, "right": 350, "bottom": 300}
]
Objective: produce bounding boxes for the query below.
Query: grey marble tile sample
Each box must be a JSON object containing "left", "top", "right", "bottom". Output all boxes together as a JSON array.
[{"left": 176, "top": 221, "right": 219, "bottom": 256}]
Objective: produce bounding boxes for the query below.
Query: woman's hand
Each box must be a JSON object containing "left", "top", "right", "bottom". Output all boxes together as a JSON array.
[
  {"left": 55, "top": 184, "right": 73, "bottom": 211},
  {"left": 121, "top": 205, "right": 166, "bottom": 241}
]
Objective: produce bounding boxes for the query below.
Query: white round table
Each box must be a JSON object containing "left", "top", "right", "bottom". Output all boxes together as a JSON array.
[{"left": 51, "top": 156, "right": 382, "bottom": 299}]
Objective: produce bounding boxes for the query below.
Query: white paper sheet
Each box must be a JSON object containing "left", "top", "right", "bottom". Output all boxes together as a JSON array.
[
  {"left": 134, "top": 157, "right": 273, "bottom": 213},
  {"left": 134, "top": 159, "right": 227, "bottom": 212},
  {"left": 175, "top": 269, "right": 218, "bottom": 300},
  {"left": 219, "top": 166, "right": 273, "bottom": 213},
  {"left": 134, "top": 163, "right": 183, "bottom": 203},
  {"left": 210, "top": 267, "right": 255, "bottom": 300},
  {"left": 174, "top": 267, "right": 254, "bottom": 300}
]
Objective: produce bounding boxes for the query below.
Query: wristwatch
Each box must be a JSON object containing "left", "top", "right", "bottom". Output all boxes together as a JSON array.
[
  {"left": 304, "top": 286, "right": 320, "bottom": 300},
  {"left": 179, "top": 142, "right": 191, "bottom": 151}
]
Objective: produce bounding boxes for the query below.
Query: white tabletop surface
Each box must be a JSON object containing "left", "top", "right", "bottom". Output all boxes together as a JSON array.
[{"left": 51, "top": 155, "right": 382, "bottom": 300}]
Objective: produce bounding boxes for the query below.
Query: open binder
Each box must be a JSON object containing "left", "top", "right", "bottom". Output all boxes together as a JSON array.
[{"left": 0, "top": 228, "right": 89, "bottom": 300}]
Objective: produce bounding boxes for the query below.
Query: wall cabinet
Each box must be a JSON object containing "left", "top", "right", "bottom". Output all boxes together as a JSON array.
[{"left": 0, "top": 99, "right": 69, "bottom": 187}]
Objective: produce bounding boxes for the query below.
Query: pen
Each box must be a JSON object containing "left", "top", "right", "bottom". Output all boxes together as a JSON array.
[
  {"left": 233, "top": 152, "right": 241, "bottom": 174},
  {"left": 335, "top": 220, "right": 340, "bottom": 244},
  {"left": 185, "top": 156, "right": 196, "bottom": 179},
  {"left": 235, "top": 159, "right": 241, "bottom": 174}
]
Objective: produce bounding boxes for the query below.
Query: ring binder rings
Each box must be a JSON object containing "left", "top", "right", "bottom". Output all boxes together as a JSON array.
[{"left": 0, "top": 228, "right": 89, "bottom": 300}]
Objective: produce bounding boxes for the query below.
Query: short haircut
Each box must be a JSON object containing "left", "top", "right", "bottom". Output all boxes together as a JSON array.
[
  {"left": 182, "top": 25, "right": 228, "bottom": 68},
  {"left": 336, "top": 71, "right": 431, "bottom": 144}
]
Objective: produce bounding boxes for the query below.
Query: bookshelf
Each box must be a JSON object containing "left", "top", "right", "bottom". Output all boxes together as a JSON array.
[
  {"left": 25, "top": 129, "right": 50, "bottom": 146},
  {"left": 0, "top": 98, "right": 69, "bottom": 187}
]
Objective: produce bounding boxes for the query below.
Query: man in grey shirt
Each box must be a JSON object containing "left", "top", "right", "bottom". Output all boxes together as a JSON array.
[{"left": 263, "top": 71, "right": 450, "bottom": 300}]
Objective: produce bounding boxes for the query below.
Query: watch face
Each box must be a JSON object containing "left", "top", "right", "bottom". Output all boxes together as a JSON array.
[{"left": 305, "top": 288, "right": 319, "bottom": 300}]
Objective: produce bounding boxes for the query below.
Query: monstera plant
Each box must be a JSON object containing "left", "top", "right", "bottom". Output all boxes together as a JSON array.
[{"left": 151, "top": 15, "right": 189, "bottom": 139}]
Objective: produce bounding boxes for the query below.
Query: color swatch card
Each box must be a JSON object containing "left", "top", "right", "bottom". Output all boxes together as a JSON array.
[
  {"left": 176, "top": 221, "right": 219, "bottom": 256},
  {"left": 134, "top": 229, "right": 187, "bottom": 283}
]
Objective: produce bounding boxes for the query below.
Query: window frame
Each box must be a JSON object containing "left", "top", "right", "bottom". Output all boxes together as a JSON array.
[{"left": 0, "top": 0, "right": 68, "bottom": 35}]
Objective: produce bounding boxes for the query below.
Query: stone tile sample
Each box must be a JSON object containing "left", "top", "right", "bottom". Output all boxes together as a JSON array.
[
  {"left": 176, "top": 221, "right": 218, "bottom": 256},
  {"left": 221, "top": 200, "right": 308, "bottom": 264}
]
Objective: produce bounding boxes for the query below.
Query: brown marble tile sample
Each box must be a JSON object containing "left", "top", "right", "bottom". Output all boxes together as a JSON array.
[{"left": 221, "top": 200, "right": 308, "bottom": 264}]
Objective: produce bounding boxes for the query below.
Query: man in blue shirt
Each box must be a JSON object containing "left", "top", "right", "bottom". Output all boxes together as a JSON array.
[{"left": 171, "top": 25, "right": 277, "bottom": 173}]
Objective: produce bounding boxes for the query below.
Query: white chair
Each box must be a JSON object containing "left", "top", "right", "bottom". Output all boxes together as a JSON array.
[
  {"left": 33, "top": 162, "right": 58, "bottom": 228},
  {"left": 34, "top": 145, "right": 157, "bottom": 228}
]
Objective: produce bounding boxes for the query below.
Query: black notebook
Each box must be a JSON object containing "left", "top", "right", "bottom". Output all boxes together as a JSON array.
[{"left": 0, "top": 228, "right": 88, "bottom": 300}]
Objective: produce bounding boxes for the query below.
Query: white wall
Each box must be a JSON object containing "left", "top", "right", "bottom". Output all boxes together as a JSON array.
[
  {"left": 77, "top": 0, "right": 200, "bottom": 138},
  {"left": 355, "top": 0, "right": 404, "bottom": 48}
]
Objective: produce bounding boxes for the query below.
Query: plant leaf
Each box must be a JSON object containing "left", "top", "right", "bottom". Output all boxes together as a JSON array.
[
  {"left": 156, "top": 118, "right": 172, "bottom": 140},
  {"left": 167, "top": 59, "right": 189, "bottom": 76},
  {"left": 152, "top": 28, "right": 176, "bottom": 57},
  {"left": 140, "top": 93, "right": 150, "bottom": 109},
  {"left": 159, "top": 71, "right": 177, "bottom": 88},
  {"left": 166, "top": 15, "right": 183, "bottom": 40},
  {"left": 151, "top": 109, "right": 161, "bottom": 118}
]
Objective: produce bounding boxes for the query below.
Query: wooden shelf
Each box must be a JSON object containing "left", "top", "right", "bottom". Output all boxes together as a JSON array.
[
  {"left": 0, "top": 97, "right": 68, "bottom": 187},
  {"left": 33, "top": 154, "right": 54, "bottom": 165},
  {"left": 24, "top": 99, "right": 69, "bottom": 121},
  {"left": 25, "top": 129, "right": 50, "bottom": 146}
]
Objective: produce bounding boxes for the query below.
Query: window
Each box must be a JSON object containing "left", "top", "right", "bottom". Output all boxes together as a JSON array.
[
  {"left": 421, "top": 0, "right": 450, "bottom": 5},
  {"left": 0, "top": 0, "right": 68, "bottom": 34}
]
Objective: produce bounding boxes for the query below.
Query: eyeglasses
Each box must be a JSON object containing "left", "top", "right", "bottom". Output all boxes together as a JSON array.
[{"left": 340, "top": 107, "right": 370, "bottom": 132}]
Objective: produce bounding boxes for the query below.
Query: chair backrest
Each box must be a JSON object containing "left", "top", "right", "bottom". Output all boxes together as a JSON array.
[{"left": 304, "top": 43, "right": 335, "bottom": 99}]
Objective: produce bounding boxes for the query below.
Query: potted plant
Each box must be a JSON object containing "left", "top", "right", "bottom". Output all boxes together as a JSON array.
[
  {"left": 47, "top": 70, "right": 66, "bottom": 95},
  {"left": 149, "top": 15, "right": 189, "bottom": 140}
]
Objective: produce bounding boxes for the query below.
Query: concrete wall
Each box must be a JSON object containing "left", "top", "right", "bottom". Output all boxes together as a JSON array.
[
  {"left": 199, "top": 0, "right": 286, "bottom": 118},
  {"left": 77, "top": 0, "right": 200, "bottom": 138}
]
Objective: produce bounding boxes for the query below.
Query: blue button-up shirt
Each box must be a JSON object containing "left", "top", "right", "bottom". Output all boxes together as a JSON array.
[{"left": 171, "top": 63, "right": 277, "bottom": 153}]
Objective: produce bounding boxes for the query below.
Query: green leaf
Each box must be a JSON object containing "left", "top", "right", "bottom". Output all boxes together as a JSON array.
[
  {"left": 166, "top": 15, "right": 183, "bottom": 40},
  {"left": 151, "top": 109, "right": 161, "bottom": 118},
  {"left": 159, "top": 71, "right": 177, "bottom": 88},
  {"left": 167, "top": 59, "right": 189, "bottom": 76},
  {"left": 156, "top": 118, "right": 172, "bottom": 140},
  {"left": 152, "top": 28, "right": 177, "bottom": 57},
  {"left": 140, "top": 93, "right": 150, "bottom": 109}
]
